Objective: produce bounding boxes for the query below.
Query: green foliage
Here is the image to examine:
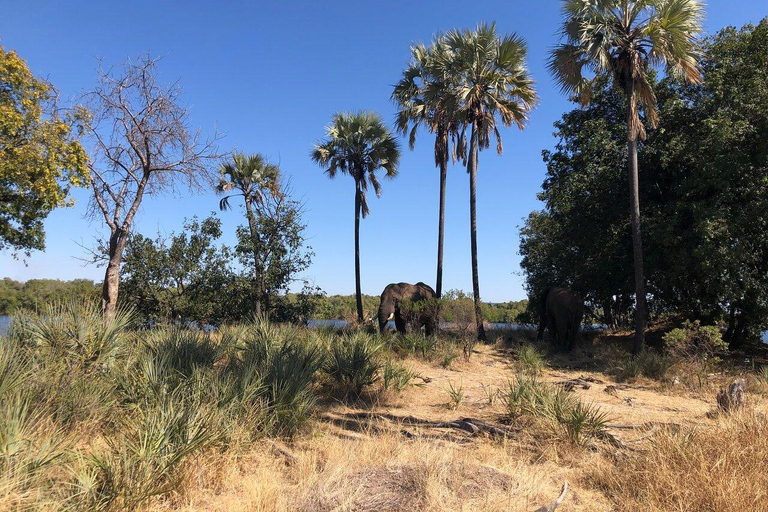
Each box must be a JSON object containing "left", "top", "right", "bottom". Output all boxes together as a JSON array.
[
  {"left": 0, "top": 46, "right": 89, "bottom": 254},
  {"left": 0, "top": 301, "right": 331, "bottom": 509},
  {"left": 381, "top": 358, "right": 415, "bottom": 393},
  {"left": 614, "top": 351, "right": 672, "bottom": 382},
  {"left": 522, "top": 19, "right": 768, "bottom": 340},
  {"left": 0, "top": 277, "right": 100, "bottom": 315},
  {"left": 502, "top": 374, "right": 610, "bottom": 446},
  {"left": 445, "top": 380, "right": 464, "bottom": 410},
  {"left": 11, "top": 299, "right": 133, "bottom": 366},
  {"left": 121, "top": 214, "right": 235, "bottom": 324},
  {"left": 663, "top": 321, "right": 727, "bottom": 365},
  {"left": 324, "top": 331, "right": 382, "bottom": 397},
  {"left": 516, "top": 344, "right": 545, "bottom": 376}
]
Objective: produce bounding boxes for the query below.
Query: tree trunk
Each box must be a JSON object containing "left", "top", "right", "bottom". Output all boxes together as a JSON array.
[
  {"left": 467, "top": 122, "right": 486, "bottom": 342},
  {"left": 436, "top": 157, "right": 447, "bottom": 299},
  {"left": 101, "top": 228, "right": 126, "bottom": 324},
  {"left": 354, "top": 178, "right": 364, "bottom": 323},
  {"left": 626, "top": 83, "right": 646, "bottom": 354},
  {"left": 244, "top": 199, "right": 262, "bottom": 318}
]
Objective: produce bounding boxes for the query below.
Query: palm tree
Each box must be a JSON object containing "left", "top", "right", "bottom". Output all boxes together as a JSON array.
[
  {"left": 393, "top": 37, "right": 464, "bottom": 300},
  {"left": 549, "top": 0, "right": 704, "bottom": 353},
  {"left": 311, "top": 111, "right": 400, "bottom": 323},
  {"left": 440, "top": 22, "right": 538, "bottom": 341},
  {"left": 217, "top": 152, "right": 282, "bottom": 317}
]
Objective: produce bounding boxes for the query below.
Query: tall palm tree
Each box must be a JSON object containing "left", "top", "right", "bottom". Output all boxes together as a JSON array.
[
  {"left": 549, "top": 0, "right": 704, "bottom": 353},
  {"left": 311, "top": 111, "right": 400, "bottom": 323},
  {"left": 217, "top": 152, "right": 282, "bottom": 317},
  {"left": 393, "top": 37, "right": 464, "bottom": 300},
  {"left": 440, "top": 22, "right": 537, "bottom": 341}
]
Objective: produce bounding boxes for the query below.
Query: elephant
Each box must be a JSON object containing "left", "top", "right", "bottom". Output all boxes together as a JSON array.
[
  {"left": 378, "top": 282, "right": 437, "bottom": 335},
  {"left": 537, "top": 287, "right": 583, "bottom": 351}
]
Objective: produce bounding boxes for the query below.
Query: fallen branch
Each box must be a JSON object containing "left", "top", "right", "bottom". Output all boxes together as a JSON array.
[
  {"left": 533, "top": 481, "right": 569, "bottom": 512},
  {"left": 556, "top": 378, "right": 592, "bottom": 391},
  {"left": 269, "top": 442, "right": 297, "bottom": 465}
]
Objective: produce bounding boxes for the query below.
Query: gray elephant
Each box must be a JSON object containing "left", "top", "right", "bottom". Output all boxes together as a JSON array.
[
  {"left": 378, "top": 282, "right": 437, "bottom": 335},
  {"left": 537, "top": 287, "right": 583, "bottom": 351}
]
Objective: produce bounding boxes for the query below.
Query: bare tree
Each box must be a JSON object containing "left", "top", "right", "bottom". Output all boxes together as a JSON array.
[{"left": 80, "top": 55, "right": 221, "bottom": 321}]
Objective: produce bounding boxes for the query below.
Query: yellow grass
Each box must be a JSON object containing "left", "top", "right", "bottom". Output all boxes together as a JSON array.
[{"left": 163, "top": 341, "right": 768, "bottom": 512}]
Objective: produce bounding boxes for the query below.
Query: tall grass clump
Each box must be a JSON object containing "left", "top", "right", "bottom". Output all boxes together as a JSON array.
[
  {"left": 10, "top": 300, "right": 134, "bottom": 366},
  {"left": 516, "top": 344, "right": 545, "bottom": 376},
  {"left": 614, "top": 350, "right": 671, "bottom": 382},
  {"left": 502, "top": 374, "right": 610, "bottom": 446},
  {"left": 324, "top": 331, "right": 382, "bottom": 397},
  {"left": 382, "top": 358, "right": 415, "bottom": 392},
  {"left": 589, "top": 411, "right": 768, "bottom": 512},
  {"left": 235, "top": 320, "right": 324, "bottom": 436}
]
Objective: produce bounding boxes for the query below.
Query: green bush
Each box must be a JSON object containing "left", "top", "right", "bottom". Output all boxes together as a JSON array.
[
  {"left": 382, "top": 358, "right": 415, "bottom": 392},
  {"left": 517, "top": 344, "right": 545, "bottom": 376},
  {"left": 10, "top": 300, "right": 134, "bottom": 366},
  {"left": 663, "top": 321, "right": 727, "bottom": 362},
  {"left": 324, "top": 331, "right": 382, "bottom": 397},
  {"left": 502, "top": 374, "right": 610, "bottom": 446}
]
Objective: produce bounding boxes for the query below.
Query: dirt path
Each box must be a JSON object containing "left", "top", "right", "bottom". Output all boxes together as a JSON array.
[{"left": 176, "top": 343, "right": 723, "bottom": 512}]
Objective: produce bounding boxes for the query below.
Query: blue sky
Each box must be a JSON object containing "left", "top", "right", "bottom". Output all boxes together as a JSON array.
[{"left": 1, "top": 1, "right": 765, "bottom": 302}]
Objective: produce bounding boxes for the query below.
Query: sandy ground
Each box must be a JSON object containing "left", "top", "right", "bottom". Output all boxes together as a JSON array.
[{"left": 170, "top": 342, "right": 735, "bottom": 512}]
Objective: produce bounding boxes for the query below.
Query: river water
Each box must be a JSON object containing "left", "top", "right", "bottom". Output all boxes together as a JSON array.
[{"left": 2, "top": 315, "right": 766, "bottom": 343}]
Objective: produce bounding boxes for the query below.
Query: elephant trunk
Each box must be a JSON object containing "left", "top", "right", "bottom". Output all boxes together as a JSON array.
[{"left": 378, "top": 302, "right": 394, "bottom": 333}]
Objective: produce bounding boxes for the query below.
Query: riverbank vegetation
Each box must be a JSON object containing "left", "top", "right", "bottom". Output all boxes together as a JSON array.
[{"left": 2, "top": 300, "right": 767, "bottom": 511}]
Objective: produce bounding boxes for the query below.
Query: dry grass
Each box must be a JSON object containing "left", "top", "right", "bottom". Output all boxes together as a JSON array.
[
  {"left": 587, "top": 410, "right": 768, "bottom": 512},
  {"left": 173, "top": 432, "right": 611, "bottom": 512}
]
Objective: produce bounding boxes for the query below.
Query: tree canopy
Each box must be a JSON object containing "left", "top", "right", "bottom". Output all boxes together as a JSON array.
[
  {"left": 0, "top": 46, "right": 88, "bottom": 254},
  {"left": 522, "top": 19, "right": 768, "bottom": 344}
]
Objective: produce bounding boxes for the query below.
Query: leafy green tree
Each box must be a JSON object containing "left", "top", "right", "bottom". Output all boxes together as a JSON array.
[
  {"left": 393, "top": 37, "right": 464, "bottom": 298},
  {"left": 0, "top": 278, "right": 99, "bottom": 314},
  {"left": 232, "top": 184, "right": 314, "bottom": 317},
  {"left": 217, "top": 153, "right": 282, "bottom": 317},
  {"left": 0, "top": 46, "right": 88, "bottom": 254},
  {"left": 549, "top": 0, "right": 704, "bottom": 352},
  {"left": 520, "top": 77, "right": 636, "bottom": 328},
  {"left": 120, "top": 215, "right": 234, "bottom": 323},
  {"left": 439, "top": 23, "right": 537, "bottom": 341},
  {"left": 311, "top": 111, "right": 400, "bottom": 323}
]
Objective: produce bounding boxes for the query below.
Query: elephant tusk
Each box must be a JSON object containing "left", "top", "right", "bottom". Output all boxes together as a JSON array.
[{"left": 386, "top": 312, "right": 395, "bottom": 321}]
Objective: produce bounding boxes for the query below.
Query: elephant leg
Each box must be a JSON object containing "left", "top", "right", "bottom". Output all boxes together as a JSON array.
[
  {"left": 546, "top": 312, "right": 557, "bottom": 342},
  {"left": 422, "top": 314, "right": 435, "bottom": 336},
  {"left": 394, "top": 307, "right": 407, "bottom": 334},
  {"left": 568, "top": 311, "right": 583, "bottom": 351},
  {"left": 555, "top": 314, "right": 569, "bottom": 350}
]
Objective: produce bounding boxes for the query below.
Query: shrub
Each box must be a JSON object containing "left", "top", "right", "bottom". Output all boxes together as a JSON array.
[
  {"left": 614, "top": 351, "right": 671, "bottom": 382},
  {"left": 324, "top": 331, "right": 382, "bottom": 397},
  {"left": 11, "top": 300, "right": 133, "bottom": 366},
  {"left": 502, "top": 374, "right": 610, "bottom": 446},
  {"left": 382, "top": 358, "right": 415, "bottom": 393},
  {"left": 663, "top": 321, "right": 727, "bottom": 366},
  {"left": 516, "top": 344, "right": 545, "bottom": 376}
]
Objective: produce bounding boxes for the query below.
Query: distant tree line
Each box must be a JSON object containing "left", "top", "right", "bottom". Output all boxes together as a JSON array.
[
  {"left": 0, "top": 278, "right": 100, "bottom": 314},
  {"left": 520, "top": 20, "right": 768, "bottom": 346}
]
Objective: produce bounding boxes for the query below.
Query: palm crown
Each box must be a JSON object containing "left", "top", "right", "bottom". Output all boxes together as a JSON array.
[
  {"left": 549, "top": 0, "right": 703, "bottom": 139},
  {"left": 441, "top": 22, "right": 538, "bottom": 154},
  {"left": 217, "top": 153, "right": 282, "bottom": 211},
  {"left": 392, "top": 38, "right": 464, "bottom": 167},
  {"left": 311, "top": 111, "right": 400, "bottom": 217}
]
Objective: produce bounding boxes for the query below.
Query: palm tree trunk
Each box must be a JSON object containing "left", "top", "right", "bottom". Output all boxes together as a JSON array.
[
  {"left": 626, "top": 83, "right": 646, "bottom": 354},
  {"left": 354, "top": 178, "right": 364, "bottom": 323},
  {"left": 467, "top": 122, "right": 487, "bottom": 342},
  {"left": 436, "top": 158, "right": 447, "bottom": 299},
  {"left": 244, "top": 199, "right": 262, "bottom": 318}
]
